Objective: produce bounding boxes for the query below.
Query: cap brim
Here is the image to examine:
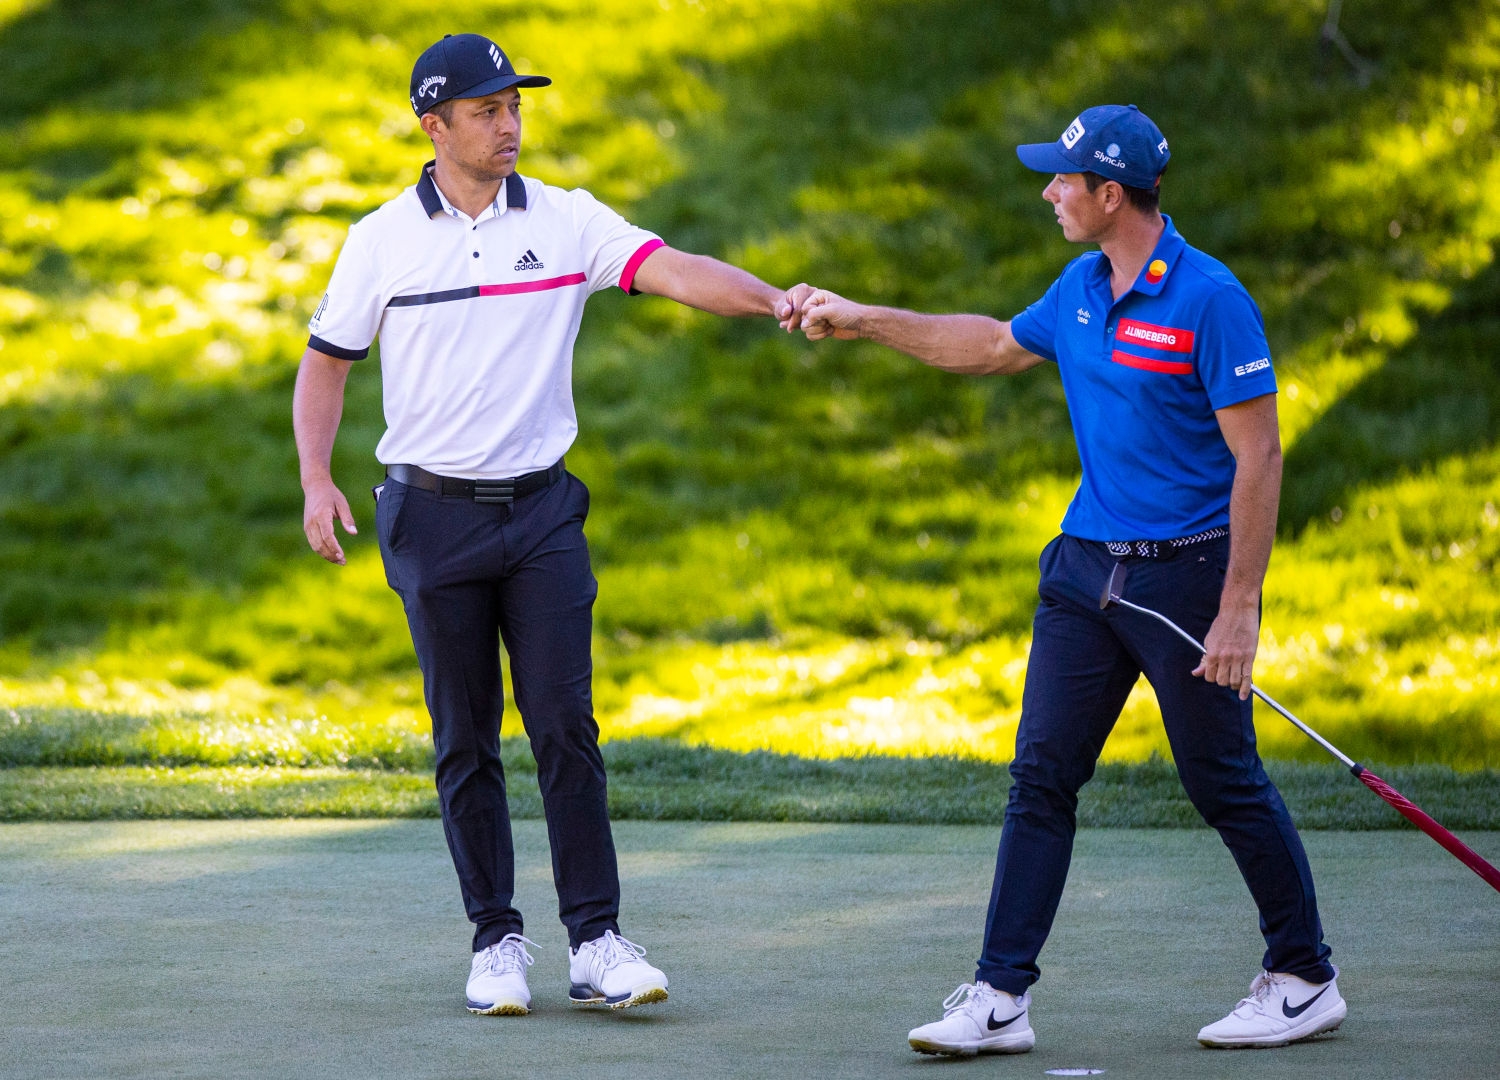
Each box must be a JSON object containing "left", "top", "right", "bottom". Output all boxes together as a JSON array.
[
  {"left": 418, "top": 72, "right": 553, "bottom": 116},
  {"left": 1015, "top": 141, "right": 1079, "bottom": 175},
  {"left": 455, "top": 72, "right": 553, "bottom": 100}
]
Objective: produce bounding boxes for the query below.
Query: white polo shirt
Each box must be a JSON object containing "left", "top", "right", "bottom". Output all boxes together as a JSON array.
[{"left": 309, "top": 163, "right": 663, "bottom": 478}]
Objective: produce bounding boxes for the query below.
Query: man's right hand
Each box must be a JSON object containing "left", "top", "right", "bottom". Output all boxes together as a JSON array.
[
  {"left": 302, "top": 478, "right": 358, "bottom": 565},
  {"left": 797, "top": 288, "right": 865, "bottom": 341}
]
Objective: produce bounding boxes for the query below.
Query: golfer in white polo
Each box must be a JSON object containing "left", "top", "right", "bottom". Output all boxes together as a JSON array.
[{"left": 295, "top": 31, "right": 809, "bottom": 1016}]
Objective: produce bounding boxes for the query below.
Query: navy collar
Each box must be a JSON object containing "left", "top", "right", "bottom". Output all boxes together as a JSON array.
[{"left": 416, "top": 161, "right": 527, "bottom": 219}]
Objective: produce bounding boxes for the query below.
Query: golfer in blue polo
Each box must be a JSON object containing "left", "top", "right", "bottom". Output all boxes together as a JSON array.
[{"left": 792, "top": 105, "right": 1346, "bottom": 1054}]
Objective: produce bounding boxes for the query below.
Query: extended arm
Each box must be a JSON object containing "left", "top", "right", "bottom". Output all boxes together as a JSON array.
[
  {"left": 796, "top": 289, "right": 1045, "bottom": 376},
  {"left": 293, "top": 347, "right": 358, "bottom": 565},
  {"left": 1195, "top": 392, "right": 1283, "bottom": 698},
  {"left": 629, "top": 245, "right": 784, "bottom": 318}
]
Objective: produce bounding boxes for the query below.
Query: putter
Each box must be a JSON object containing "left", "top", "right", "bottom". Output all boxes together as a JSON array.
[{"left": 1099, "top": 561, "right": 1500, "bottom": 894}]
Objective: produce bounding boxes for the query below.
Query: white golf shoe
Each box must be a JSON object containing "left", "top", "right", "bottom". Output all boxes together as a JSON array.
[
  {"left": 465, "top": 933, "right": 536, "bottom": 1015},
  {"left": 1197, "top": 969, "right": 1346, "bottom": 1048},
  {"left": 908, "top": 981, "right": 1035, "bottom": 1056},
  {"left": 568, "top": 930, "right": 669, "bottom": 1009}
]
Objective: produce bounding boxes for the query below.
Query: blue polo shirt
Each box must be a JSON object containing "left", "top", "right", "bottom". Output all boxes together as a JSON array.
[{"left": 1010, "top": 216, "right": 1277, "bottom": 541}]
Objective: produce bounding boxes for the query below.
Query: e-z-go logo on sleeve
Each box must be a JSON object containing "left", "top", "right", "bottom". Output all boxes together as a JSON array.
[{"left": 1234, "top": 358, "right": 1271, "bottom": 376}]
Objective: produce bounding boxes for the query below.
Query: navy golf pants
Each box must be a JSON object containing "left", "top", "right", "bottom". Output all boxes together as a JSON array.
[
  {"left": 376, "top": 468, "right": 619, "bottom": 952},
  {"left": 977, "top": 534, "right": 1335, "bottom": 994}
]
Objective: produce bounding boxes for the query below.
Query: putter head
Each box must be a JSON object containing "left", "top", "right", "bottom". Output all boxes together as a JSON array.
[{"left": 1099, "top": 562, "right": 1127, "bottom": 610}]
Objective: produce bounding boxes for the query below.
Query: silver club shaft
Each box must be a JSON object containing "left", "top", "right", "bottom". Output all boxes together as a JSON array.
[{"left": 1108, "top": 594, "right": 1358, "bottom": 770}]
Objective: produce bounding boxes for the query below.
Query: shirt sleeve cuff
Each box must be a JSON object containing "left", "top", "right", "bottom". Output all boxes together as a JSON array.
[
  {"left": 1208, "top": 377, "right": 1279, "bottom": 411},
  {"left": 308, "top": 334, "right": 369, "bottom": 361},
  {"left": 1008, "top": 312, "right": 1052, "bottom": 362},
  {"left": 619, "top": 238, "right": 666, "bottom": 295}
]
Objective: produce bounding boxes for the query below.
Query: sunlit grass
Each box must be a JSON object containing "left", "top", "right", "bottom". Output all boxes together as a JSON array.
[
  {"left": 1, "top": 0, "right": 1499, "bottom": 786},
  {"left": 3, "top": 442, "right": 1496, "bottom": 767},
  {"left": 1, "top": 455, "right": 1497, "bottom": 767}
]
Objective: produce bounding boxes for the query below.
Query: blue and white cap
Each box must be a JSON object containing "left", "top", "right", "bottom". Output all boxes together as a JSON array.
[
  {"left": 1016, "top": 104, "right": 1170, "bottom": 189},
  {"left": 410, "top": 33, "right": 551, "bottom": 117}
]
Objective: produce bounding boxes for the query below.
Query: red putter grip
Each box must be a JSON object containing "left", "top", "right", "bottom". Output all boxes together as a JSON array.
[{"left": 1353, "top": 765, "right": 1500, "bottom": 893}]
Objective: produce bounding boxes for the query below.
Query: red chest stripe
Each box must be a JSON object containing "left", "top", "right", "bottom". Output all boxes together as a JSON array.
[
  {"left": 1111, "top": 349, "right": 1194, "bottom": 375},
  {"left": 1117, "top": 318, "right": 1194, "bottom": 353}
]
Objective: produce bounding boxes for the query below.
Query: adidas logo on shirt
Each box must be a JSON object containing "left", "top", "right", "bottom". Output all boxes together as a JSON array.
[{"left": 514, "top": 249, "right": 545, "bottom": 272}]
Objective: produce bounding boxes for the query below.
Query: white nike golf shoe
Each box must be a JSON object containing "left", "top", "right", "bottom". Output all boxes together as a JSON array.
[
  {"left": 908, "top": 981, "right": 1035, "bottom": 1056},
  {"left": 465, "top": 933, "right": 537, "bottom": 1015},
  {"left": 1197, "top": 969, "right": 1346, "bottom": 1048},
  {"left": 568, "top": 930, "right": 668, "bottom": 1009}
]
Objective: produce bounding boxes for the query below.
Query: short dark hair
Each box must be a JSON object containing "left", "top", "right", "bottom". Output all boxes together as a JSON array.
[
  {"left": 430, "top": 99, "right": 457, "bottom": 127},
  {"left": 1085, "top": 169, "right": 1163, "bottom": 213}
]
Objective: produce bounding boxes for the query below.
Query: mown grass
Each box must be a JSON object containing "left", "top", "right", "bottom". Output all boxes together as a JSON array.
[
  {"left": 1, "top": 0, "right": 1499, "bottom": 802},
  {"left": 4, "top": 706, "right": 1496, "bottom": 830},
  {"left": 0, "top": 705, "right": 430, "bottom": 769},
  {"left": 4, "top": 738, "right": 1498, "bottom": 831}
]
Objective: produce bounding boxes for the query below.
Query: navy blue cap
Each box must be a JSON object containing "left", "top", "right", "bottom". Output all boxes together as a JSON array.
[
  {"left": 410, "top": 34, "right": 551, "bottom": 117},
  {"left": 1016, "top": 104, "right": 1170, "bottom": 189}
]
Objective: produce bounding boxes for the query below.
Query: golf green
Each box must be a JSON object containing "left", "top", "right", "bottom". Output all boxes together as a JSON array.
[{"left": 1, "top": 821, "right": 1495, "bottom": 1079}]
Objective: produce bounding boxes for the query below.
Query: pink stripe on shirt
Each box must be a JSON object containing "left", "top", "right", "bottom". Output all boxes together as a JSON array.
[
  {"left": 619, "top": 238, "right": 666, "bottom": 293},
  {"left": 477, "top": 273, "right": 587, "bottom": 297}
]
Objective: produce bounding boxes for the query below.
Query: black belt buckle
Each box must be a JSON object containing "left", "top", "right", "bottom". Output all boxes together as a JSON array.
[{"left": 472, "top": 479, "right": 515, "bottom": 504}]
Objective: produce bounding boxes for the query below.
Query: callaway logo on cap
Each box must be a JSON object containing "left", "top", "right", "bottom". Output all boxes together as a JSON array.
[
  {"left": 409, "top": 33, "right": 552, "bottom": 117},
  {"left": 1016, "top": 104, "right": 1170, "bottom": 189}
]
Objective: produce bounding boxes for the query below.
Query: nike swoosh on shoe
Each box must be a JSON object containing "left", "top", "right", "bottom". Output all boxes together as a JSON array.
[
  {"left": 1282, "top": 986, "right": 1330, "bottom": 1018},
  {"left": 986, "top": 1010, "right": 1025, "bottom": 1031}
]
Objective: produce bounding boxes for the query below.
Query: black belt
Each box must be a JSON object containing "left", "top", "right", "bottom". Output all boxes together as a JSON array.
[
  {"left": 1105, "top": 526, "right": 1228, "bottom": 559},
  {"left": 385, "top": 460, "right": 564, "bottom": 504}
]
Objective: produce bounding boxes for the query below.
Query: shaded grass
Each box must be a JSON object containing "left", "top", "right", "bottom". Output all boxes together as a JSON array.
[{"left": 4, "top": 740, "right": 1498, "bottom": 830}]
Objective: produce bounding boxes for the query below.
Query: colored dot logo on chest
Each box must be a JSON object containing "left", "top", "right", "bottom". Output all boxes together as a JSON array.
[{"left": 1145, "top": 259, "right": 1167, "bottom": 284}]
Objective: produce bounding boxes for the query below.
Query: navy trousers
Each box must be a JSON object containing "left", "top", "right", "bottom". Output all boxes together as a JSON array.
[
  {"left": 375, "top": 468, "right": 620, "bottom": 952},
  {"left": 977, "top": 534, "right": 1335, "bottom": 993}
]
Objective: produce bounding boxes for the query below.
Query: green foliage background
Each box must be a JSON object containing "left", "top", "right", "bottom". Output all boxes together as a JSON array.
[{"left": 1, "top": 0, "right": 1498, "bottom": 776}]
